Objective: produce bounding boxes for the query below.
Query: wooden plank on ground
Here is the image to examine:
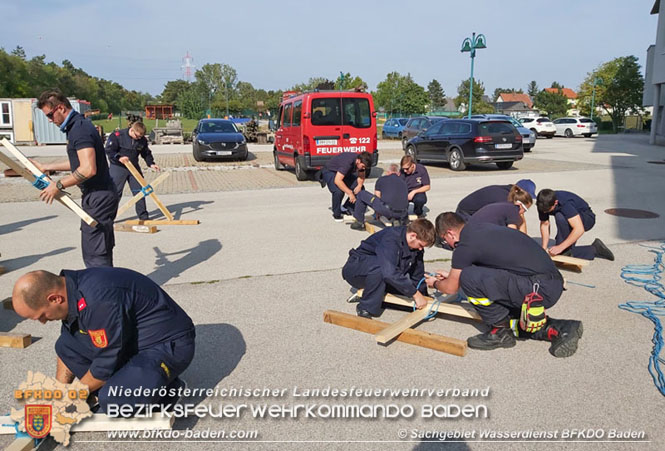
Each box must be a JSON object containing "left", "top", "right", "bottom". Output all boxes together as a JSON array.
[
  {"left": 551, "top": 255, "right": 590, "bottom": 266},
  {"left": 5, "top": 437, "right": 36, "bottom": 451},
  {"left": 375, "top": 308, "right": 430, "bottom": 344},
  {"left": 0, "top": 265, "right": 5, "bottom": 275},
  {"left": 0, "top": 139, "right": 97, "bottom": 227},
  {"left": 365, "top": 222, "right": 375, "bottom": 234},
  {"left": 323, "top": 310, "right": 467, "bottom": 356},
  {"left": 0, "top": 333, "right": 32, "bottom": 348},
  {"left": 3, "top": 297, "right": 13, "bottom": 310},
  {"left": 114, "top": 223, "right": 158, "bottom": 234},
  {"left": 124, "top": 219, "right": 199, "bottom": 226},
  {"left": 122, "top": 161, "right": 173, "bottom": 221},
  {"left": 357, "top": 290, "right": 481, "bottom": 321},
  {"left": 116, "top": 171, "right": 170, "bottom": 218}
]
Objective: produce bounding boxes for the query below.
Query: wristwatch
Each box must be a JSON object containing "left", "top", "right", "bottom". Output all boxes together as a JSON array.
[{"left": 56, "top": 180, "right": 64, "bottom": 191}]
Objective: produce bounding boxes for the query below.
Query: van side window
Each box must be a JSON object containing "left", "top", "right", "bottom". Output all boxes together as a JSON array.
[
  {"left": 292, "top": 101, "right": 302, "bottom": 126},
  {"left": 311, "top": 98, "right": 341, "bottom": 126},
  {"left": 342, "top": 98, "right": 371, "bottom": 128},
  {"left": 276, "top": 106, "right": 283, "bottom": 129},
  {"left": 283, "top": 103, "right": 293, "bottom": 128}
]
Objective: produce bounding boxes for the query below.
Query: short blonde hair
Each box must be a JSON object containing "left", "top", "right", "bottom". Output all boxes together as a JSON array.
[{"left": 131, "top": 121, "right": 146, "bottom": 135}]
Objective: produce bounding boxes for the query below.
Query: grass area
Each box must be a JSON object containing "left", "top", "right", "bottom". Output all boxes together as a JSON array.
[{"left": 92, "top": 118, "right": 200, "bottom": 134}]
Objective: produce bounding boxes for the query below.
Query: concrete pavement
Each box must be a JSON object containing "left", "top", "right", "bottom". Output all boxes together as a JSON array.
[{"left": 1, "top": 134, "right": 664, "bottom": 450}]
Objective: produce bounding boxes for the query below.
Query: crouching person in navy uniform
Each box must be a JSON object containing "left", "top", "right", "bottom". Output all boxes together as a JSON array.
[
  {"left": 350, "top": 163, "right": 409, "bottom": 230},
  {"left": 105, "top": 121, "right": 160, "bottom": 220},
  {"left": 342, "top": 219, "right": 435, "bottom": 318},
  {"left": 427, "top": 212, "right": 583, "bottom": 357},
  {"left": 320, "top": 151, "right": 373, "bottom": 222},
  {"left": 12, "top": 267, "right": 196, "bottom": 414}
]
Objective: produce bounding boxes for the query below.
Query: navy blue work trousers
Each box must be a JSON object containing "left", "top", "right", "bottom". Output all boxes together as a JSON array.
[
  {"left": 109, "top": 164, "right": 148, "bottom": 220},
  {"left": 553, "top": 210, "right": 596, "bottom": 260},
  {"left": 81, "top": 190, "right": 118, "bottom": 268}
]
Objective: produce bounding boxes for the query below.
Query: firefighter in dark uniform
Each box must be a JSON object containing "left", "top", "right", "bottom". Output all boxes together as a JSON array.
[
  {"left": 319, "top": 151, "right": 373, "bottom": 221},
  {"left": 35, "top": 90, "right": 118, "bottom": 268},
  {"left": 342, "top": 219, "right": 435, "bottom": 318},
  {"left": 399, "top": 155, "right": 430, "bottom": 217},
  {"left": 537, "top": 189, "right": 614, "bottom": 261},
  {"left": 105, "top": 121, "right": 160, "bottom": 220},
  {"left": 427, "top": 212, "right": 583, "bottom": 357},
  {"left": 456, "top": 179, "right": 536, "bottom": 221},
  {"left": 12, "top": 267, "right": 196, "bottom": 413},
  {"left": 468, "top": 196, "right": 532, "bottom": 234},
  {"left": 350, "top": 163, "right": 409, "bottom": 230}
]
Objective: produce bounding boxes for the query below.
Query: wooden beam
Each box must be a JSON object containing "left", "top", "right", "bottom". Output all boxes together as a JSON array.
[
  {"left": 375, "top": 308, "right": 430, "bottom": 344},
  {"left": 124, "top": 219, "right": 199, "bottom": 226},
  {"left": 122, "top": 161, "right": 173, "bottom": 221},
  {"left": 0, "top": 265, "right": 5, "bottom": 275},
  {"left": 551, "top": 255, "right": 590, "bottom": 266},
  {"left": 357, "top": 290, "right": 482, "bottom": 321},
  {"left": 5, "top": 437, "right": 36, "bottom": 451},
  {"left": 365, "top": 222, "right": 375, "bottom": 234},
  {"left": 0, "top": 333, "right": 32, "bottom": 348},
  {"left": 0, "top": 141, "right": 97, "bottom": 227},
  {"left": 114, "top": 223, "right": 158, "bottom": 234},
  {"left": 323, "top": 310, "right": 467, "bottom": 356},
  {"left": 116, "top": 171, "right": 170, "bottom": 218}
]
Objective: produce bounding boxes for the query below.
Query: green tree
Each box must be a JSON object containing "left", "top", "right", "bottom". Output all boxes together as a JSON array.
[
  {"left": 577, "top": 56, "right": 644, "bottom": 131},
  {"left": 11, "top": 46, "right": 26, "bottom": 59},
  {"left": 336, "top": 72, "right": 367, "bottom": 91},
  {"left": 455, "top": 78, "right": 494, "bottom": 115},
  {"left": 159, "top": 80, "right": 192, "bottom": 105},
  {"left": 374, "top": 72, "right": 427, "bottom": 116},
  {"left": 427, "top": 79, "right": 446, "bottom": 109},
  {"left": 534, "top": 89, "right": 568, "bottom": 118},
  {"left": 550, "top": 81, "right": 564, "bottom": 89},
  {"left": 527, "top": 80, "right": 539, "bottom": 98},
  {"left": 177, "top": 82, "right": 208, "bottom": 119}
]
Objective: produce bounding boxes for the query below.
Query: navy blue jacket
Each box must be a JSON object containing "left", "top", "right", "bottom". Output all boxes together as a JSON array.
[
  {"left": 62, "top": 110, "right": 113, "bottom": 194},
  {"left": 105, "top": 128, "right": 155, "bottom": 168},
  {"left": 349, "top": 226, "right": 424, "bottom": 296},
  {"left": 60, "top": 267, "right": 194, "bottom": 380}
]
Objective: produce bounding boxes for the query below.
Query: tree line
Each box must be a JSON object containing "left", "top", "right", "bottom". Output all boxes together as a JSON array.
[
  {"left": 0, "top": 46, "right": 152, "bottom": 113},
  {"left": 0, "top": 45, "right": 644, "bottom": 131}
]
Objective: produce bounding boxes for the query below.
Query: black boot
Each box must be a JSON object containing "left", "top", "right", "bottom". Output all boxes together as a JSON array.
[
  {"left": 531, "top": 319, "right": 583, "bottom": 358},
  {"left": 467, "top": 327, "right": 516, "bottom": 350},
  {"left": 592, "top": 239, "right": 615, "bottom": 261}
]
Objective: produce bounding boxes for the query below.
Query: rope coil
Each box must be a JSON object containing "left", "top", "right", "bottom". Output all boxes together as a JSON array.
[{"left": 619, "top": 242, "right": 665, "bottom": 396}]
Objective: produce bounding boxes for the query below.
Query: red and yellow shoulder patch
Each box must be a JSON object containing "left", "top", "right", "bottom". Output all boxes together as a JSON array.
[
  {"left": 25, "top": 405, "right": 52, "bottom": 438},
  {"left": 89, "top": 329, "right": 108, "bottom": 348}
]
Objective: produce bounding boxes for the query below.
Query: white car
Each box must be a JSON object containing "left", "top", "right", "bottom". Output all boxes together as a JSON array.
[
  {"left": 552, "top": 117, "right": 598, "bottom": 138},
  {"left": 519, "top": 117, "right": 556, "bottom": 138}
]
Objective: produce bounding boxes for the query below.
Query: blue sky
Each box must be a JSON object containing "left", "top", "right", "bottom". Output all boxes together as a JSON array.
[{"left": 1, "top": 0, "right": 658, "bottom": 97}]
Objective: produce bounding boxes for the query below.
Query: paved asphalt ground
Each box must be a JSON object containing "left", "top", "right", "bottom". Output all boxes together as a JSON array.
[{"left": 1, "top": 134, "right": 665, "bottom": 450}]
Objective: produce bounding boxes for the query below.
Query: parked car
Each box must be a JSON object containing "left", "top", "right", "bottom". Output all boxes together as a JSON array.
[
  {"left": 471, "top": 114, "right": 536, "bottom": 152},
  {"left": 552, "top": 117, "right": 598, "bottom": 138},
  {"left": 273, "top": 90, "right": 378, "bottom": 181},
  {"left": 403, "top": 118, "right": 524, "bottom": 171},
  {"left": 401, "top": 116, "right": 447, "bottom": 149},
  {"left": 381, "top": 118, "right": 408, "bottom": 139},
  {"left": 192, "top": 119, "right": 248, "bottom": 161},
  {"left": 519, "top": 117, "right": 556, "bottom": 138}
]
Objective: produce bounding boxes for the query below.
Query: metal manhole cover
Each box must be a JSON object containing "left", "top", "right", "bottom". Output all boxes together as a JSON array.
[
  {"left": 604, "top": 208, "right": 660, "bottom": 219},
  {"left": 647, "top": 160, "right": 665, "bottom": 164}
]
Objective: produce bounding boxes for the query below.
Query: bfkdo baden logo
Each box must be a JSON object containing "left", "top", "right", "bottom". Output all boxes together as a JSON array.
[{"left": 25, "top": 405, "right": 52, "bottom": 439}]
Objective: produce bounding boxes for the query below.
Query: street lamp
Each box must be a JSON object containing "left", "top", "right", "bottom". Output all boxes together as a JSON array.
[
  {"left": 590, "top": 77, "right": 603, "bottom": 120},
  {"left": 461, "top": 32, "right": 487, "bottom": 118}
]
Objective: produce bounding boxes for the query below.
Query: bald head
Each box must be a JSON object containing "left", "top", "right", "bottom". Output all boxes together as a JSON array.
[{"left": 12, "top": 271, "right": 67, "bottom": 321}]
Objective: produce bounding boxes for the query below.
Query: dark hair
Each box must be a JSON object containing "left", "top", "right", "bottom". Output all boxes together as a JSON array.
[
  {"left": 357, "top": 151, "right": 372, "bottom": 170},
  {"left": 536, "top": 189, "right": 557, "bottom": 213},
  {"left": 37, "top": 90, "right": 72, "bottom": 110},
  {"left": 407, "top": 218, "right": 436, "bottom": 246},
  {"left": 508, "top": 185, "right": 533, "bottom": 207},
  {"left": 435, "top": 212, "right": 465, "bottom": 237}
]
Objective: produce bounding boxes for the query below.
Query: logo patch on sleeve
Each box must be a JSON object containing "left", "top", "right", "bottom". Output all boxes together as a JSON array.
[
  {"left": 89, "top": 329, "right": 108, "bottom": 348},
  {"left": 77, "top": 297, "right": 87, "bottom": 311}
]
